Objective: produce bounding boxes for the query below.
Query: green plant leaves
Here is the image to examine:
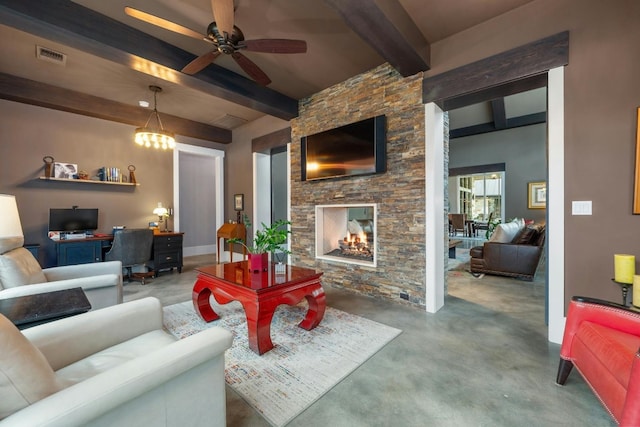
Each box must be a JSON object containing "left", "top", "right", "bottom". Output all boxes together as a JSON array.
[{"left": 229, "top": 218, "right": 291, "bottom": 255}]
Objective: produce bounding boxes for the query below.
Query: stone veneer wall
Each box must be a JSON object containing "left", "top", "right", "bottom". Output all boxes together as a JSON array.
[
  {"left": 443, "top": 112, "right": 450, "bottom": 296},
  {"left": 290, "top": 64, "right": 427, "bottom": 306}
]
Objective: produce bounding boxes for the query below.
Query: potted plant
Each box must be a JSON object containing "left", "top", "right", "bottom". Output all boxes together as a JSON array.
[
  {"left": 485, "top": 217, "right": 501, "bottom": 240},
  {"left": 229, "top": 216, "right": 291, "bottom": 272}
]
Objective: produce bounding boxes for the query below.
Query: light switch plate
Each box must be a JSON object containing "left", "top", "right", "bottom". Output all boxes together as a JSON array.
[{"left": 572, "top": 201, "right": 592, "bottom": 215}]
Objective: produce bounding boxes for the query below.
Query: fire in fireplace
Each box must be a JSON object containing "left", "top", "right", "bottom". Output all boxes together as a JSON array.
[
  {"left": 316, "top": 204, "right": 377, "bottom": 267},
  {"left": 325, "top": 219, "right": 374, "bottom": 262}
]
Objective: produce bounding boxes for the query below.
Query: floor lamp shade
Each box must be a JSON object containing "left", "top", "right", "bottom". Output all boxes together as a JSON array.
[{"left": 0, "top": 194, "right": 24, "bottom": 253}]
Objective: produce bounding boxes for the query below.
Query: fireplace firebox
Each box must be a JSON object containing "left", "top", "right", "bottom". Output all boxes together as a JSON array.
[{"left": 315, "top": 204, "right": 377, "bottom": 267}]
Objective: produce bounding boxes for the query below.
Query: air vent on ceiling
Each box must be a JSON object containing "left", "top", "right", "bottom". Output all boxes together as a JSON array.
[
  {"left": 36, "top": 45, "right": 67, "bottom": 66},
  {"left": 213, "top": 114, "right": 248, "bottom": 129}
]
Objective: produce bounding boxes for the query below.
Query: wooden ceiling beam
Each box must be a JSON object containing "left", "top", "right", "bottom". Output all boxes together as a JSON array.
[
  {"left": 0, "top": 0, "right": 299, "bottom": 120},
  {"left": 450, "top": 112, "right": 547, "bottom": 139},
  {"left": 252, "top": 128, "right": 292, "bottom": 153},
  {"left": 323, "top": 0, "right": 430, "bottom": 76},
  {"left": 424, "top": 31, "right": 568, "bottom": 108},
  {"left": 491, "top": 98, "right": 507, "bottom": 130},
  {"left": 442, "top": 73, "right": 548, "bottom": 112},
  {"left": 0, "top": 72, "right": 232, "bottom": 144}
]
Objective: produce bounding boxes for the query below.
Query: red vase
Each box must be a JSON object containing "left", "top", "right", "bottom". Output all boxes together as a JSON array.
[{"left": 248, "top": 253, "right": 268, "bottom": 272}]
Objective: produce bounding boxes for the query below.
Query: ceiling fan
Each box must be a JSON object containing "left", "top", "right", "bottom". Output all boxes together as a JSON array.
[{"left": 124, "top": 0, "right": 307, "bottom": 86}]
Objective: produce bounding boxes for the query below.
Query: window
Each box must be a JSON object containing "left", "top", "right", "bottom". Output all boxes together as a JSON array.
[{"left": 471, "top": 172, "right": 504, "bottom": 222}]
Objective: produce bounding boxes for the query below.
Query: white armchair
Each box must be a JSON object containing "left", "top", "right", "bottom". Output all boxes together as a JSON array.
[
  {"left": 0, "top": 297, "right": 233, "bottom": 426},
  {"left": 0, "top": 252, "right": 123, "bottom": 309},
  {"left": 0, "top": 194, "right": 122, "bottom": 309}
]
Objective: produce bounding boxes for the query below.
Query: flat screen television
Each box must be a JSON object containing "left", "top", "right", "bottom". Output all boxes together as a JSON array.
[
  {"left": 301, "top": 115, "right": 386, "bottom": 181},
  {"left": 49, "top": 208, "right": 99, "bottom": 233}
]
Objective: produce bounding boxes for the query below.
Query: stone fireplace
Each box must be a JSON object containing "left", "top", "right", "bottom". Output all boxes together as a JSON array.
[
  {"left": 291, "top": 64, "right": 426, "bottom": 305},
  {"left": 315, "top": 203, "right": 376, "bottom": 267}
]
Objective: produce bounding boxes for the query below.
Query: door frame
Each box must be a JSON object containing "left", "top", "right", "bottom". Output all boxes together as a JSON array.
[
  {"left": 253, "top": 145, "right": 292, "bottom": 259},
  {"left": 425, "top": 66, "right": 565, "bottom": 343},
  {"left": 173, "top": 143, "right": 225, "bottom": 256}
]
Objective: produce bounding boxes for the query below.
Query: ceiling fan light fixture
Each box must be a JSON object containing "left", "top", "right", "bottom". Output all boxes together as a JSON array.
[
  {"left": 124, "top": 5, "right": 306, "bottom": 85},
  {"left": 134, "top": 85, "right": 175, "bottom": 150}
]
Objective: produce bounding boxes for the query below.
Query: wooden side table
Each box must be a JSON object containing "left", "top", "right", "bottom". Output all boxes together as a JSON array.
[{"left": 217, "top": 223, "right": 246, "bottom": 263}]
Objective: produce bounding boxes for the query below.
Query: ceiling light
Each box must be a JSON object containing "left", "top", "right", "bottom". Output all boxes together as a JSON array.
[
  {"left": 138, "top": 100, "right": 150, "bottom": 108},
  {"left": 134, "top": 85, "right": 175, "bottom": 150}
]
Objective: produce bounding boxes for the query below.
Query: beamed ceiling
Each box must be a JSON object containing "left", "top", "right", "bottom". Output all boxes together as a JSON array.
[{"left": 0, "top": 0, "right": 543, "bottom": 144}]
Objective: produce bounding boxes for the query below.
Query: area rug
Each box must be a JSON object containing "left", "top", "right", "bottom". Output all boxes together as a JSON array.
[
  {"left": 163, "top": 300, "right": 402, "bottom": 427},
  {"left": 448, "top": 247, "right": 470, "bottom": 271}
]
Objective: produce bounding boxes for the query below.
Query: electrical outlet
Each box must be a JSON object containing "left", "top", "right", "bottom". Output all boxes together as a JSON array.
[{"left": 400, "top": 292, "right": 409, "bottom": 300}]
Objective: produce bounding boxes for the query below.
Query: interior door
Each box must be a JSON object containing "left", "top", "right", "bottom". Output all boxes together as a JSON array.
[{"left": 173, "top": 144, "right": 225, "bottom": 257}]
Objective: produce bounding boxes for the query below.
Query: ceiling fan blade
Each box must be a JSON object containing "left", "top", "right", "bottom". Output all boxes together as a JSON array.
[
  {"left": 124, "top": 7, "right": 205, "bottom": 41},
  {"left": 242, "top": 39, "right": 307, "bottom": 54},
  {"left": 181, "top": 51, "right": 222, "bottom": 75},
  {"left": 211, "top": 0, "right": 234, "bottom": 38},
  {"left": 231, "top": 52, "right": 271, "bottom": 86}
]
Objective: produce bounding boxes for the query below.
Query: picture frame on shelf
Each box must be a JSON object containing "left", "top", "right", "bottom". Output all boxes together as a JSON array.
[
  {"left": 528, "top": 181, "right": 546, "bottom": 209},
  {"left": 53, "top": 162, "right": 78, "bottom": 179},
  {"left": 234, "top": 194, "right": 244, "bottom": 211}
]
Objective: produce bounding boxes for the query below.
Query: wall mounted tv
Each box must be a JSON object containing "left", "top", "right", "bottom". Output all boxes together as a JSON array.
[
  {"left": 301, "top": 115, "right": 386, "bottom": 181},
  {"left": 49, "top": 208, "right": 99, "bottom": 233}
]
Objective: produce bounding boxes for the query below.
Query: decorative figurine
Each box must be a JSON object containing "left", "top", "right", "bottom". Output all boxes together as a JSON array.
[
  {"left": 128, "top": 164, "right": 137, "bottom": 184},
  {"left": 43, "top": 156, "right": 54, "bottom": 178}
]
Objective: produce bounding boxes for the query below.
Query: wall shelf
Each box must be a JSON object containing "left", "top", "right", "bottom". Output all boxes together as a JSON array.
[{"left": 39, "top": 177, "right": 139, "bottom": 186}]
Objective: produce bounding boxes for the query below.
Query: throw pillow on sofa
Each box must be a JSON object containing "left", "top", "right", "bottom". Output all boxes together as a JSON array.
[
  {"left": 0, "top": 314, "right": 65, "bottom": 419},
  {"left": 512, "top": 226, "right": 538, "bottom": 245},
  {"left": 489, "top": 219, "right": 523, "bottom": 243}
]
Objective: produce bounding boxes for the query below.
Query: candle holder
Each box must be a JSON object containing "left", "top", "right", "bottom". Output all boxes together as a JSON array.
[{"left": 611, "top": 278, "right": 632, "bottom": 306}]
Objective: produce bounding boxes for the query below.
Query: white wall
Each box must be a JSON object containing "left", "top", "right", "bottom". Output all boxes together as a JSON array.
[{"left": 225, "top": 116, "right": 289, "bottom": 247}]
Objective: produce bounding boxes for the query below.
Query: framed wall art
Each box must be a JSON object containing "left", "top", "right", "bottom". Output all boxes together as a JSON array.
[
  {"left": 528, "top": 181, "right": 546, "bottom": 209},
  {"left": 234, "top": 194, "right": 244, "bottom": 211}
]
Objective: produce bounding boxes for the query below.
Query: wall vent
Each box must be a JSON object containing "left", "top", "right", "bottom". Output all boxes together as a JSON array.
[
  {"left": 213, "top": 114, "right": 248, "bottom": 129},
  {"left": 36, "top": 45, "right": 67, "bottom": 66}
]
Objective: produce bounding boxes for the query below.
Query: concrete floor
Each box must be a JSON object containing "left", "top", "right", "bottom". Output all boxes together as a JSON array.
[{"left": 123, "top": 252, "right": 614, "bottom": 427}]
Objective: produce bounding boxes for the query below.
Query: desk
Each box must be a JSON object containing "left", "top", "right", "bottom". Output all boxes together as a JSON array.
[
  {"left": 54, "top": 233, "right": 183, "bottom": 272},
  {"left": 217, "top": 223, "right": 246, "bottom": 263},
  {"left": 153, "top": 232, "right": 184, "bottom": 276},
  {"left": 0, "top": 287, "right": 91, "bottom": 329},
  {"left": 55, "top": 236, "right": 113, "bottom": 265},
  {"left": 193, "top": 261, "right": 325, "bottom": 355}
]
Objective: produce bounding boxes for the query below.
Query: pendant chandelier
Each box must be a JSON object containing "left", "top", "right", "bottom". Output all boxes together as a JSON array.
[{"left": 134, "top": 85, "right": 176, "bottom": 150}]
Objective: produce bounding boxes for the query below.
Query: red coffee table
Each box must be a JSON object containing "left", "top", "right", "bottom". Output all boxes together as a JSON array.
[{"left": 192, "top": 261, "right": 325, "bottom": 355}]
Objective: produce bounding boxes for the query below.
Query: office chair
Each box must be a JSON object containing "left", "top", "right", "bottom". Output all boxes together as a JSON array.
[{"left": 104, "top": 229, "right": 154, "bottom": 285}]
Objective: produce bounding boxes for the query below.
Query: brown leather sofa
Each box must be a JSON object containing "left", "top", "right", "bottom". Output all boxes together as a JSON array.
[{"left": 469, "top": 223, "right": 545, "bottom": 281}]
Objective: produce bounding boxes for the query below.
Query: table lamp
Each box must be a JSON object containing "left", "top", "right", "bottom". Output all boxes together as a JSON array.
[
  {"left": 0, "top": 194, "right": 24, "bottom": 253},
  {"left": 153, "top": 202, "right": 169, "bottom": 232}
]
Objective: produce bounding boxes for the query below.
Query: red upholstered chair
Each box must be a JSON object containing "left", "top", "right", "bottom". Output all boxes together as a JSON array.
[{"left": 556, "top": 296, "right": 640, "bottom": 426}]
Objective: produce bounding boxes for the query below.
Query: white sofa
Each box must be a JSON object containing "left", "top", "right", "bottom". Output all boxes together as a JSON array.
[
  {"left": 0, "top": 239, "right": 123, "bottom": 310},
  {"left": 0, "top": 297, "right": 233, "bottom": 426}
]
